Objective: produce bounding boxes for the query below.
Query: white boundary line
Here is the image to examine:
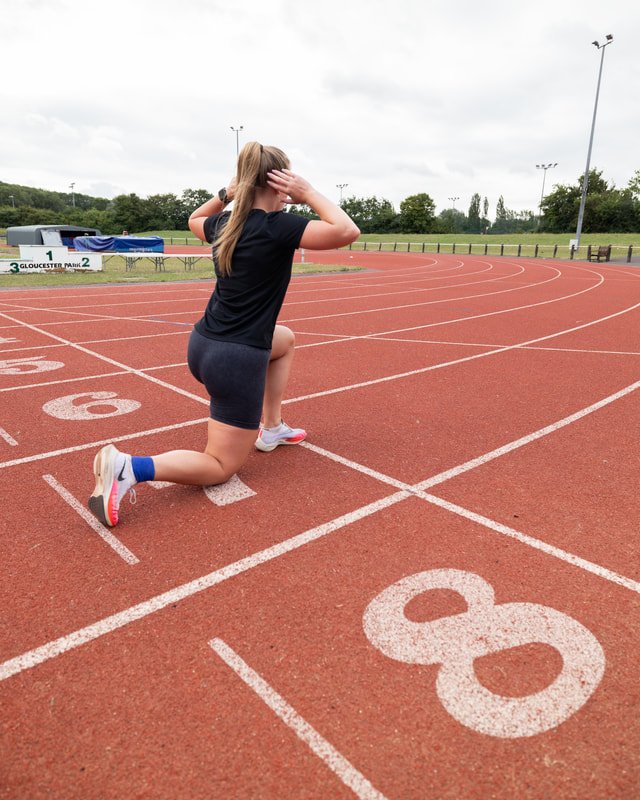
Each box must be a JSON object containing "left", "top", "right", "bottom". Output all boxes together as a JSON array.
[
  {"left": 42, "top": 475, "right": 139, "bottom": 565},
  {"left": 0, "top": 417, "right": 209, "bottom": 470},
  {"left": 4, "top": 366, "right": 640, "bottom": 680},
  {"left": 282, "top": 265, "right": 597, "bottom": 327},
  {"left": 2, "top": 295, "right": 639, "bottom": 470},
  {"left": 0, "top": 426, "right": 18, "bottom": 446},
  {"left": 0, "top": 311, "right": 210, "bottom": 407},
  {"left": 414, "top": 490, "right": 640, "bottom": 594},
  {"left": 1, "top": 256, "right": 639, "bottom": 682},
  {"left": 0, "top": 492, "right": 408, "bottom": 681},
  {"left": 209, "top": 638, "right": 388, "bottom": 800}
]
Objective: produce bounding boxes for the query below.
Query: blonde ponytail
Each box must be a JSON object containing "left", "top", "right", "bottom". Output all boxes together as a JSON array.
[{"left": 214, "top": 141, "right": 290, "bottom": 276}]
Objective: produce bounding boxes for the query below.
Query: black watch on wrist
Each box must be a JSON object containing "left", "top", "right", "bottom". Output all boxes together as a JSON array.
[{"left": 218, "top": 187, "right": 230, "bottom": 205}]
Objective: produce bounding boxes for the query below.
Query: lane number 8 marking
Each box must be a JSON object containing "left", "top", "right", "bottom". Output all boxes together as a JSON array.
[{"left": 363, "top": 569, "right": 605, "bottom": 738}]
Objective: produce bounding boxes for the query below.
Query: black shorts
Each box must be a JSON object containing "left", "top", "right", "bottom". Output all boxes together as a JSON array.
[{"left": 187, "top": 328, "right": 270, "bottom": 430}]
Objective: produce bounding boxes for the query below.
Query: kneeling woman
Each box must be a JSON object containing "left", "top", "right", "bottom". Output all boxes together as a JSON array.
[{"left": 88, "top": 142, "right": 360, "bottom": 526}]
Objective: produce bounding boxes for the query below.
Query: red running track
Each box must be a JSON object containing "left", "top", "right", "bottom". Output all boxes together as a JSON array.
[{"left": 1, "top": 251, "right": 640, "bottom": 799}]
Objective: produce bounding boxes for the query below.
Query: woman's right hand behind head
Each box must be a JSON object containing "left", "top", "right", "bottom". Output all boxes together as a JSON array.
[{"left": 266, "top": 169, "right": 312, "bottom": 205}]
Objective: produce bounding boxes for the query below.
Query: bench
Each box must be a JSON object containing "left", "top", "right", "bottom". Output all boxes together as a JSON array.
[
  {"left": 587, "top": 245, "right": 611, "bottom": 262},
  {"left": 104, "top": 252, "right": 213, "bottom": 272}
]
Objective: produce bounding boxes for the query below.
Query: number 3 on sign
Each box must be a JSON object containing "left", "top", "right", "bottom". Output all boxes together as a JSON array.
[
  {"left": 42, "top": 392, "right": 141, "bottom": 420},
  {"left": 363, "top": 569, "right": 605, "bottom": 738}
]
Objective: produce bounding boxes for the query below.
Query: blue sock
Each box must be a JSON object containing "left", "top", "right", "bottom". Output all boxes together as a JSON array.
[{"left": 131, "top": 456, "right": 155, "bottom": 483}]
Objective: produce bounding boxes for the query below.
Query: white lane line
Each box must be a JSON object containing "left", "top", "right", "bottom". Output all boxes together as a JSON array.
[
  {"left": 302, "top": 430, "right": 640, "bottom": 597},
  {"left": 302, "top": 378, "right": 640, "bottom": 498},
  {"left": 209, "top": 638, "right": 388, "bottom": 800},
  {"left": 283, "top": 265, "right": 600, "bottom": 331},
  {"left": 0, "top": 329, "right": 189, "bottom": 355},
  {"left": 369, "top": 336, "right": 640, "bottom": 358},
  {"left": 0, "top": 491, "right": 408, "bottom": 682},
  {"left": 286, "top": 297, "right": 640, "bottom": 403},
  {"left": 0, "top": 417, "right": 209, "bottom": 470},
  {"left": 0, "top": 427, "right": 18, "bottom": 446},
  {"left": 42, "top": 474, "right": 139, "bottom": 565},
  {"left": 414, "top": 490, "right": 640, "bottom": 595},
  {"left": 282, "top": 265, "right": 561, "bottom": 324},
  {"left": 0, "top": 363, "right": 192, "bottom": 394},
  {"left": 3, "top": 297, "right": 640, "bottom": 471},
  {"left": 415, "top": 378, "right": 640, "bottom": 491},
  {"left": 281, "top": 262, "right": 516, "bottom": 308},
  {"left": 0, "top": 311, "right": 210, "bottom": 407},
  {"left": 0, "top": 370, "right": 127, "bottom": 393},
  {"left": 4, "top": 295, "right": 208, "bottom": 312}
]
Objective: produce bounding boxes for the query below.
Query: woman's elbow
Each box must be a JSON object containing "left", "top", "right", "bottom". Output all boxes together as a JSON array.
[
  {"left": 188, "top": 215, "right": 206, "bottom": 241},
  {"left": 344, "top": 222, "right": 360, "bottom": 244}
]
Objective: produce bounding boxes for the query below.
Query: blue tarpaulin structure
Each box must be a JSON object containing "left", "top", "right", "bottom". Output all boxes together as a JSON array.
[{"left": 73, "top": 236, "right": 164, "bottom": 253}]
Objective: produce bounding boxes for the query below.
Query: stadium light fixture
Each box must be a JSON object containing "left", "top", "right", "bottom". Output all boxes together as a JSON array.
[
  {"left": 535, "top": 163, "right": 558, "bottom": 229},
  {"left": 448, "top": 196, "right": 459, "bottom": 210},
  {"left": 336, "top": 183, "right": 348, "bottom": 203},
  {"left": 574, "top": 34, "right": 614, "bottom": 249},
  {"left": 69, "top": 182, "right": 75, "bottom": 207},
  {"left": 230, "top": 125, "right": 244, "bottom": 158},
  {"left": 9, "top": 195, "right": 15, "bottom": 208}
]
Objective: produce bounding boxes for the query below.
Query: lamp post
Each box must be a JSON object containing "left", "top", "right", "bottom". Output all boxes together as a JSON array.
[
  {"left": 574, "top": 34, "right": 613, "bottom": 250},
  {"left": 336, "top": 183, "right": 348, "bottom": 204},
  {"left": 448, "top": 196, "right": 459, "bottom": 210},
  {"left": 230, "top": 125, "right": 244, "bottom": 157},
  {"left": 8, "top": 195, "right": 15, "bottom": 208},
  {"left": 69, "top": 182, "right": 75, "bottom": 207},
  {"left": 536, "top": 163, "right": 558, "bottom": 229}
]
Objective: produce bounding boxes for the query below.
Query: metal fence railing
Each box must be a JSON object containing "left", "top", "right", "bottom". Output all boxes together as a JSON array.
[
  {"left": 344, "top": 242, "right": 636, "bottom": 263},
  {"left": 1, "top": 235, "right": 637, "bottom": 263}
]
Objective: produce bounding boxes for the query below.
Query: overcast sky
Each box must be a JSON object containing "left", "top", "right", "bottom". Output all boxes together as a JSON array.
[{"left": 3, "top": 0, "right": 638, "bottom": 218}]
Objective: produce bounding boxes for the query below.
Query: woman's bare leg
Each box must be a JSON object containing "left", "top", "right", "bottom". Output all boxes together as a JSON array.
[
  {"left": 263, "top": 324, "right": 295, "bottom": 427},
  {"left": 152, "top": 419, "right": 257, "bottom": 485}
]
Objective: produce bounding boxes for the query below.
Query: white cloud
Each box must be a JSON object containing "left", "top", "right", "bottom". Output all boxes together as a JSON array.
[{"left": 1, "top": 0, "right": 637, "bottom": 214}]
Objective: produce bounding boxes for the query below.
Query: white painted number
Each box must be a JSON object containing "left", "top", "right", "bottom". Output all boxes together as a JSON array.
[
  {"left": 0, "top": 356, "right": 65, "bottom": 375},
  {"left": 363, "top": 569, "right": 605, "bottom": 738},
  {"left": 42, "top": 392, "right": 141, "bottom": 420}
]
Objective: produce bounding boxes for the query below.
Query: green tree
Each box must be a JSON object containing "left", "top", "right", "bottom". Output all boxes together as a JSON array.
[
  {"left": 340, "top": 196, "right": 398, "bottom": 233},
  {"left": 466, "top": 193, "right": 482, "bottom": 233},
  {"left": 398, "top": 193, "right": 435, "bottom": 233},
  {"left": 540, "top": 168, "right": 640, "bottom": 232},
  {"left": 627, "top": 170, "right": 640, "bottom": 199},
  {"left": 286, "top": 203, "right": 318, "bottom": 220},
  {"left": 433, "top": 208, "right": 466, "bottom": 234},
  {"left": 110, "top": 193, "right": 151, "bottom": 232},
  {"left": 144, "top": 193, "right": 184, "bottom": 230}
]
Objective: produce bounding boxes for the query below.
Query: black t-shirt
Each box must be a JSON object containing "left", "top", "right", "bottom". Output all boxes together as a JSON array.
[{"left": 195, "top": 209, "right": 309, "bottom": 350}]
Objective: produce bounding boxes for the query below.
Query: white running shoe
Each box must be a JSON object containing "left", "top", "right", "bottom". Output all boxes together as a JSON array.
[
  {"left": 255, "top": 421, "right": 307, "bottom": 452},
  {"left": 88, "top": 444, "right": 137, "bottom": 527}
]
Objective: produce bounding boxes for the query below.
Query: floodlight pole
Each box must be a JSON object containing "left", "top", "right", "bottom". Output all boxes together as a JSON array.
[
  {"left": 448, "top": 196, "right": 459, "bottom": 210},
  {"left": 336, "top": 183, "right": 348, "bottom": 203},
  {"left": 230, "top": 125, "right": 244, "bottom": 158},
  {"left": 9, "top": 195, "right": 15, "bottom": 208},
  {"left": 69, "top": 182, "right": 75, "bottom": 207},
  {"left": 536, "top": 163, "right": 558, "bottom": 229},
  {"left": 575, "top": 35, "right": 613, "bottom": 249}
]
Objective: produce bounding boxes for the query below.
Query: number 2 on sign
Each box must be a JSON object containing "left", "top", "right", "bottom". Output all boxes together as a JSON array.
[{"left": 363, "top": 569, "right": 605, "bottom": 738}]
